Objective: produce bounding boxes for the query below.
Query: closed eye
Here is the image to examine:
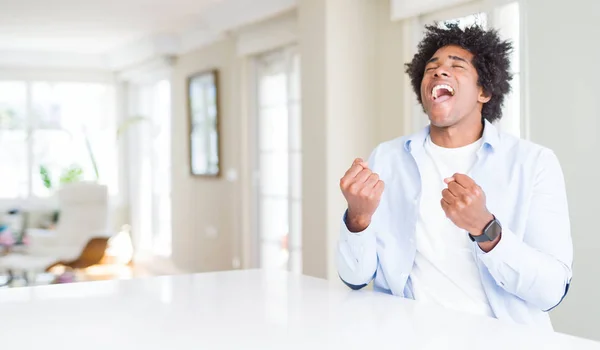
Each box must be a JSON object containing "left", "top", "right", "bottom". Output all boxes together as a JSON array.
[{"left": 452, "top": 65, "right": 465, "bottom": 69}]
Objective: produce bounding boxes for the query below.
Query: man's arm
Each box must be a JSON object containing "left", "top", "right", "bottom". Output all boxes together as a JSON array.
[
  {"left": 476, "top": 150, "right": 573, "bottom": 311},
  {"left": 337, "top": 150, "right": 384, "bottom": 289}
]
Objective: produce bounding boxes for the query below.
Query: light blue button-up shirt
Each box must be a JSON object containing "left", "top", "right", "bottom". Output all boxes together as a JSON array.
[{"left": 337, "top": 120, "right": 573, "bottom": 330}]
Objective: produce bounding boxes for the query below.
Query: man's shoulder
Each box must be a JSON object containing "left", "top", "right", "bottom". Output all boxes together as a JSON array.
[
  {"left": 374, "top": 126, "right": 428, "bottom": 155},
  {"left": 371, "top": 134, "right": 416, "bottom": 162},
  {"left": 367, "top": 135, "right": 412, "bottom": 173},
  {"left": 374, "top": 135, "right": 410, "bottom": 154},
  {"left": 497, "top": 131, "right": 559, "bottom": 165}
]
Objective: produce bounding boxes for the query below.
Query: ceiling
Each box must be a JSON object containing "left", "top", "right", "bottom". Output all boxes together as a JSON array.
[
  {"left": 0, "top": 0, "right": 294, "bottom": 61},
  {"left": 0, "top": 0, "right": 225, "bottom": 54}
]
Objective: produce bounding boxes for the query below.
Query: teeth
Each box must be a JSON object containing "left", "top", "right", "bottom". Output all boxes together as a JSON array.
[{"left": 432, "top": 84, "right": 455, "bottom": 99}]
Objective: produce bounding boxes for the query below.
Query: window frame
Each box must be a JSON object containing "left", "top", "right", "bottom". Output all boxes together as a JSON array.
[{"left": 249, "top": 45, "right": 302, "bottom": 273}]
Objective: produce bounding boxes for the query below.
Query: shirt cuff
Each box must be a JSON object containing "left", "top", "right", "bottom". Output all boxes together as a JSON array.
[
  {"left": 340, "top": 210, "right": 375, "bottom": 241},
  {"left": 475, "top": 227, "right": 519, "bottom": 264}
]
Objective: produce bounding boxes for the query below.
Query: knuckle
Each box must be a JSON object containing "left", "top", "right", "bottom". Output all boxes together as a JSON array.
[
  {"left": 339, "top": 178, "right": 348, "bottom": 188},
  {"left": 359, "top": 187, "right": 371, "bottom": 197},
  {"left": 348, "top": 183, "right": 360, "bottom": 194},
  {"left": 464, "top": 196, "right": 473, "bottom": 205}
]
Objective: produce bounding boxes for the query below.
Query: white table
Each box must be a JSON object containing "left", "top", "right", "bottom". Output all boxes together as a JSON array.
[{"left": 0, "top": 269, "right": 597, "bottom": 349}]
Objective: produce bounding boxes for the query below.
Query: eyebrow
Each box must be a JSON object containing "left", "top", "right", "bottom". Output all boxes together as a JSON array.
[{"left": 426, "top": 55, "right": 470, "bottom": 65}]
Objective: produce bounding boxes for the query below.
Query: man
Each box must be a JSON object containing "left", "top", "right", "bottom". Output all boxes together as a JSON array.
[{"left": 337, "top": 23, "right": 573, "bottom": 329}]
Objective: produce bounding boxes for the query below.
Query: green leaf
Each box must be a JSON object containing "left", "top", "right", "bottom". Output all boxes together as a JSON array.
[
  {"left": 39, "top": 165, "right": 53, "bottom": 190},
  {"left": 59, "top": 164, "right": 84, "bottom": 185}
]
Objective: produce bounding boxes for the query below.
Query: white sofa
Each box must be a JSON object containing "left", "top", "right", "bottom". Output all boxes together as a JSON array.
[{"left": 0, "top": 182, "right": 110, "bottom": 275}]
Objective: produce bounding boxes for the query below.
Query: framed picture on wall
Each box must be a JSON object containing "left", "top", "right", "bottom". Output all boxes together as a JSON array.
[{"left": 187, "top": 69, "right": 221, "bottom": 177}]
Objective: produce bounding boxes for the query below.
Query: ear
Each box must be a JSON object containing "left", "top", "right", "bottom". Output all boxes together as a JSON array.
[{"left": 478, "top": 87, "right": 492, "bottom": 103}]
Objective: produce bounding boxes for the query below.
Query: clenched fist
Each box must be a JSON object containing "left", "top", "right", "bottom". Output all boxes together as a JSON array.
[
  {"left": 340, "top": 158, "right": 385, "bottom": 232},
  {"left": 441, "top": 173, "right": 494, "bottom": 237}
]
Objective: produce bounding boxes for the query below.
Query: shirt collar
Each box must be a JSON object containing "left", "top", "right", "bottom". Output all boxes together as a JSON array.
[{"left": 403, "top": 119, "right": 499, "bottom": 153}]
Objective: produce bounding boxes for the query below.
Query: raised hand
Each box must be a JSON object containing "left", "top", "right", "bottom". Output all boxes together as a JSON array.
[
  {"left": 441, "top": 173, "right": 494, "bottom": 236},
  {"left": 340, "top": 158, "right": 385, "bottom": 232}
]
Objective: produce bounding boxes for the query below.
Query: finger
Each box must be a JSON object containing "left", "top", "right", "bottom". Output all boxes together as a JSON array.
[
  {"left": 343, "top": 164, "right": 365, "bottom": 180},
  {"left": 364, "top": 173, "right": 379, "bottom": 188},
  {"left": 441, "top": 188, "right": 455, "bottom": 204},
  {"left": 440, "top": 198, "right": 451, "bottom": 213},
  {"left": 355, "top": 168, "right": 372, "bottom": 183},
  {"left": 451, "top": 173, "right": 476, "bottom": 188},
  {"left": 352, "top": 158, "right": 368, "bottom": 168},
  {"left": 447, "top": 181, "right": 467, "bottom": 197},
  {"left": 373, "top": 180, "right": 385, "bottom": 197}
]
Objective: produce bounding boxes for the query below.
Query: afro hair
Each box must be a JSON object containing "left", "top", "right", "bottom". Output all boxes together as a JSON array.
[{"left": 405, "top": 23, "right": 513, "bottom": 123}]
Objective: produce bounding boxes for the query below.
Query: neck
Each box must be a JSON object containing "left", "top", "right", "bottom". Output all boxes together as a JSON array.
[{"left": 430, "top": 117, "right": 484, "bottom": 148}]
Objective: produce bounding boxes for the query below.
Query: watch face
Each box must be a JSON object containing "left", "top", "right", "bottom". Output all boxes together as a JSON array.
[{"left": 486, "top": 220, "right": 502, "bottom": 240}]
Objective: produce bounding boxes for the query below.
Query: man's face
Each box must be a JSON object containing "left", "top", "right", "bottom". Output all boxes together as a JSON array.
[{"left": 420, "top": 45, "right": 490, "bottom": 127}]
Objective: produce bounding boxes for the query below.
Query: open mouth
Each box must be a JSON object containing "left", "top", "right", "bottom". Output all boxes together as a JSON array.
[{"left": 431, "top": 84, "right": 455, "bottom": 103}]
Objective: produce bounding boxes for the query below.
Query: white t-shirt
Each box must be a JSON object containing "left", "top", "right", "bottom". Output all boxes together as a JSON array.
[{"left": 408, "top": 134, "right": 494, "bottom": 318}]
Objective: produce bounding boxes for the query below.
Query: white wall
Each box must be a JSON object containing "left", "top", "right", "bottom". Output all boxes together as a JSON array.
[
  {"left": 297, "top": 0, "right": 407, "bottom": 279},
  {"left": 524, "top": 0, "right": 600, "bottom": 340},
  {"left": 298, "top": 0, "right": 383, "bottom": 279},
  {"left": 296, "top": 0, "right": 328, "bottom": 277},
  {"left": 374, "top": 1, "right": 409, "bottom": 142}
]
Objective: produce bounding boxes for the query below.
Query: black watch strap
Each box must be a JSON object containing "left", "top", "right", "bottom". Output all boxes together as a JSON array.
[{"left": 469, "top": 216, "right": 502, "bottom": 242}]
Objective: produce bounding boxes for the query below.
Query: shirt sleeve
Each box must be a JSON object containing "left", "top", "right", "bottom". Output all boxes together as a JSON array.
[
  {"left": 476, "top": 149, "right": 573, "bottom": 311},
  {"left": 337, "top": 210, "right": 378, "bottom": 288}
]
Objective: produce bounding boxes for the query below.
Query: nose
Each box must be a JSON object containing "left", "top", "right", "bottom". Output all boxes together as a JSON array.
[{"left": 433, "top": 66, "right": 450, "bottom": 78}]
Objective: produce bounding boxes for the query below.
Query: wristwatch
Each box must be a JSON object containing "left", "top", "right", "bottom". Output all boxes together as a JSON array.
[{"left": 469, "top": 216, "right": 502, "bottom": 242}]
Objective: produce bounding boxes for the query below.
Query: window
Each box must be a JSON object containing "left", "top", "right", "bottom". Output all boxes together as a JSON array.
[
  {"left": 413, "top": 1, "right": 522, "bottom": 137},
  {"left": 438, "top": 12, "right": 488, "bottom": 29},
  {"left": 254, "top": 47, "right": 302, "bottom": 273},
  {"left": 493, "top": 1, "right": 520, "bottom": 137},
  {"left": 0, "top": 81, "right": 117, "bottom": 199}
]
